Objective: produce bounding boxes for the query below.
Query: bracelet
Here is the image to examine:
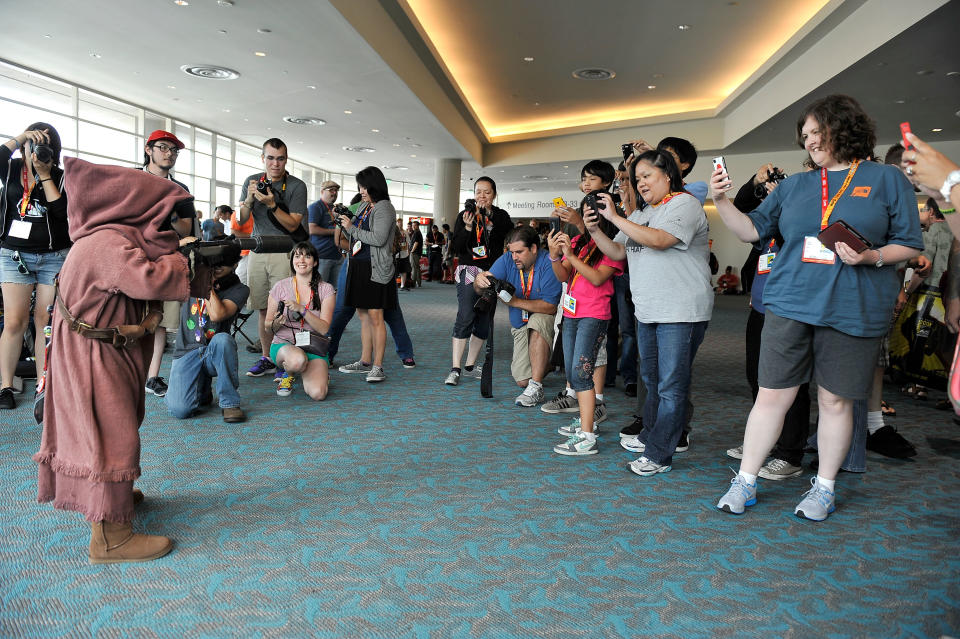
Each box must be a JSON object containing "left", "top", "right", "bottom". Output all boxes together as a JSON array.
[
  {"left": 549, "top": 256, "right": 561, "bottom": 262},
  {"left": 942, "top": 208, "right": 956, "bottom": 215},
  {"left": 38, "top": 178, "right": 49, "bottom": 183},
  {"left": 11, "top": 138, "right": 20, "bottom": 150}
]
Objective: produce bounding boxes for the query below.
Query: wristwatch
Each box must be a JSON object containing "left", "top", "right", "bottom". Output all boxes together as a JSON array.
[
  {"left": 874, "top": 249, "right": 884, "bottom": 268},
  {"left": 941, "top": 169, "right": 960, "bottom": 202}
]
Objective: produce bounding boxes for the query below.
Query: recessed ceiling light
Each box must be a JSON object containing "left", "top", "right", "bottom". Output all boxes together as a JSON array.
[
  {"left": 572, "top": 67, "right": 616, "bottom": 81},
  {"left": 283, "top": 116, "right": 326, "bottom": 126},
  {"left": 217, "top": 29, "right": 227, "bottom": 34},
  {"left": 43, "top": 34, "right": 52, "bottom": 39},
  {"left": 382, "top": 165, "right": 409, "bottom": 171},
  {"left": 499, "top": 170, "right": 505, "bottom": 173},
  {"left": 410, "top": 154, "right": 417, "bottom": 158},
  {"left": 306, "top": 85, "right": 316, "bottom": 90},
  {"left": 562, "top": 166, "right": 568, "bottom": 169},
  {"left": 343, "top": 110, "right": 352, "bottom": 114},
  {"left": 677, "top": 24, "right": 691, "bottom": 30},
  {"left": 916, "top": 69, "right": 933, "bottom": 75},
  {"left": 410, "top": 143, "right": 422, "bottom": 148},
  {"left": 932, "top": 128, "right": 943, "bottom": 132},
  {"left": 217, "top": 0, "right": 234, "bottom": 5},
  {"left": 167, "top": 85, "right": 176, "bottom": 90},
  {"left": 90, "top": 53, "right": 102, "bottom": 59},
  {"left": 174, "top": 0, "right": 189, "bottom": 5},
  {"left": 514, "top": 187, "right": 533, "bottom": 192},
  {"left": 393, "top": 143, "right": 401, "bottom": 147},
  {"left": 652, "top": 73, "right": 664, "bottom": 78},
  {"left": 222, "top": 108, "right": 231, "bottom": 113},
  {"left": 257, "top": 28, "right": 271, "bottom": 34},
  {"left": 947, "top": 71, "right": 959, "bottom": 77},
  {"left": 354, "top": 98, "right": 364, "bottom": 103},
  {"left": 895, "top": 99, "right": 906, "bottom": 104},
  {"left": 181, "top": 65, "right": 240, "bottom": 80},
  {"left": 371, "top": 129, "right": 380, "bottom": 133},
  {"left": 534, "top": 102, "right": 541, "bottom": 106},
  {"left": 523, "top": 57, "right": 534, "bottom": 62},
  {"left": 647, "top": 85, "right": 656, "bottom": 90},
  {"left": 254, "top": 51, "right": 267, "bottom": 57},
  {"left": 343, "top": 146, "right": 376, "bottom": 153},
  {"left": 523, "top": 175, "right": 550, "bottom": 180}
]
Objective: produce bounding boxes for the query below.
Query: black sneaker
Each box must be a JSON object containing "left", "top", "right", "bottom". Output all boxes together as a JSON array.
[
  {"left": 0, "top": 387, "right": 15, "bottom": 410},
  {"left": 145, "top": 376, "right": 168, "bottom": 397},
  {"left": 866, "top": 425, "right": 917, "bottom": 459},
  {"left": 402, "top": 358, "right": 416, "bottom": 369},
  {"left": 675, "top": 431, "right": 690, "bottom": 453},
  {"left": 619, "top": 414, "right": 643, "bottom": 439},
  {"left": 624, "top": 382, "right": 637, "bottom": 397}
]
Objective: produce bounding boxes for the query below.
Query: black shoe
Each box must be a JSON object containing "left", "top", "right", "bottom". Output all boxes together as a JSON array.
[
  {"left": 0, "top": 387, "right": 15, "bottom": 409},
  {"left": 675, "top": 431, "right": 690, "bottom": 453},
  {"left": 866, "top": 425, "right": 917, "bottom": 459},
  {"left": 624, "top": 382, "right": 637, "bottom": 397},
  {"left": 619, "top": 415, "right": 644, "bottom": 438},
  {"left": 145, "top": 376, "right": 168, "bottom": 397}
]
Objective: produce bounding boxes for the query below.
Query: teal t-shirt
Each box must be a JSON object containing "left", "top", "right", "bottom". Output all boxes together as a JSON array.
[{"left": 746, "top": 161, "right": 923, "bottom": 337}]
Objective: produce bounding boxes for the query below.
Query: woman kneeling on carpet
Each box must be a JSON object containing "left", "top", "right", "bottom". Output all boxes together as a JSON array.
[{"left": 266, "top": 242, "right": 335, "bottom": 400}]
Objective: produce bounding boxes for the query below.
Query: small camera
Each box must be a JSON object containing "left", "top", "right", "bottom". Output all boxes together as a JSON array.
[
  {"left": 31, "top": 142, "right": 54, "bottom": 165},
  {"left": 256, "top": 180, "right": 272, "bottom": 195},
  {"left": 767, "top": 168, "right": 787, "bottom": 184},
  {"left": 473, "top": 275, "right": 517, "bottom": 313},
  {"left": 621, "top": 143, "right": 634, "bottom": 163},
  {"left": 464, "top": 198, "right": 477, "bottom": 214}
]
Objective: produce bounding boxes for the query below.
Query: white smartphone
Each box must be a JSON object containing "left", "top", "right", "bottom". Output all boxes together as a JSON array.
[{"left": 712, "top": 156, "right": 728, "bottom": 176}]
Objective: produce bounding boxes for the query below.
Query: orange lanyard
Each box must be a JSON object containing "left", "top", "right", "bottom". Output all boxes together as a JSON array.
[
  {"left": 568, "top": 240, "right": 598, "bottom": 291},
  {"left": 355, "top": 202, "right": 372, "bottom": 227},
  {"left": 19, "top": 165, "right": 32, "bottom": 219},
  {"left": 292, "top": 277, "right": 313, "bottom": 330},
  {"left": 475, "top": 213, "right": 486, "bottom": 245},
  {"left": 657, "top": 192, "right": 682, "bottom": 207},
  {"left": 518, "top": 267, "right": 534, "bottom": 299},
  {"left": 820, "top": 160, "right": 860, "bottom": 230}
]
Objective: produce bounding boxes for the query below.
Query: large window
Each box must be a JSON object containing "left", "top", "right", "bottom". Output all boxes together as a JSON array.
[{"left": 0, "top": 59, "right": 437, "bottom": 218}]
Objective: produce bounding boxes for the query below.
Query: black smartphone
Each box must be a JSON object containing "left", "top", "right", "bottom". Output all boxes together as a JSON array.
[
  {"left": 584, "top": 193, "right": 598, "bottom": 212},
  {"left": 549, "top": 217, "right": 563, "bottom": 233},
  {"left": 621, "top": 143, "right": 634, "bottom": 163}
]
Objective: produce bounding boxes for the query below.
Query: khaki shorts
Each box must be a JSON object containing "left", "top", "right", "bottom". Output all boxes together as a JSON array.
[
  {"left": 510, "top": 312, "right": 555, "bottom": 383},
  {"left": 160, "top": 300, "right": 181, "bottom": 331},
  {"left": 247, "top": 251, "right": 292, "bottom": 309}
]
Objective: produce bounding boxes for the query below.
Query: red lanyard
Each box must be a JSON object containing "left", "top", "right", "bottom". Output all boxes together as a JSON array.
[
  {"left": 475, "top": 213, "right": 486, "bottom": 245},
  {"left": 820, "top": 160, "right": 860, "bottom": 230},
  {"left": 293, "top": 277, "right": 313, "bottom": 330},
  {"left": 568, "top": 239, "right": 598, "bottom": 290},
  {"left": 19, "top": 165, "right": 32, "bottom": 219},
  {"left": 657, "top": 192, "right": 682, "bottom": 207},
  {"left": 764, "top": 238, "right": 775, "bottom": 253},
  {"left": 518, "top": 267, "right": 534, "bottom": 299}
]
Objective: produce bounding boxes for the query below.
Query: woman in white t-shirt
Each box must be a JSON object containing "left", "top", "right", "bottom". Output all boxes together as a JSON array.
[{"left": 266, "top": 242, "right": 336, "bottom": 400}]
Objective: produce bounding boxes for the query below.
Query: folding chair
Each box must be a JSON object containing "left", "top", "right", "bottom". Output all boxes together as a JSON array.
[{"left": 231, "top": 308, "right": 257, "bottom": 347}]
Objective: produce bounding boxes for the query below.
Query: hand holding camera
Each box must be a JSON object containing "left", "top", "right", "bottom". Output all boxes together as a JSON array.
[
  {"left": 473, "top": 275, "right": 517, "bottom": 313},
  {"left": 333, "top": 203, "right": 354, "bottom": 229},
  {"left": 20, "top": 128, "right": 54, "bottom": 177}
]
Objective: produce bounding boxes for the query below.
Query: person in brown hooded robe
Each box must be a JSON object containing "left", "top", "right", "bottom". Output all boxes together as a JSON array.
[{"left": 33, "top": 157, "right": 193, "bottom": 564}]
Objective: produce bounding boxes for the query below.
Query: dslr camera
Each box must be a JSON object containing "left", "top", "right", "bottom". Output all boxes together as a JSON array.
[
  {"left": 464, "top": 198, "right": 477, "bottom": 214},
  {"left": 333, "top": 203, "right": 354, "bottom": 227},
  {"left": 754, "top": 167, "right": 787, "bottom": 199},
  {"left": 256, "top": 179, "right": 272, "bottom": 195},
  {"left": 30, "top": 141, "right": 54, "bottom": 165},
  {"left": 474, "top": 276, "right": 516, "bottom": 313}
]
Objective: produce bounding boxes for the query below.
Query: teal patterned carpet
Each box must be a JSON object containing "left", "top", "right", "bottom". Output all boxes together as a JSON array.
[{"left": 1, "top": 289, "right": 958, "bottom": 638}]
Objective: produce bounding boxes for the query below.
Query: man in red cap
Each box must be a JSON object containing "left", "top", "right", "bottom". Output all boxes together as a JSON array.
[{"left": 141, "top": 130, "right": 196, "bottom": 399}]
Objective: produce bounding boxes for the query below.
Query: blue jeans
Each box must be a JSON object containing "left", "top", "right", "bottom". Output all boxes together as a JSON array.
[
  {"left": 562, "top": 317, "right": 608, "bottom": 392},
  {"left": 635, "top": 320, "right": 708, "bottom": 466},
  {"left": 166, "top": 332, "right": 241, "bottom": 418},
  {"left": 614, "top": 273, "right": 637, "bottom": 385},
  {"left": 327, "top": 262, "right": 414, "bottom": 361}
]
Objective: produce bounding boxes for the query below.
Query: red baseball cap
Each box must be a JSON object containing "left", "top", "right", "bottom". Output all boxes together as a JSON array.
[{"left": 146, "top": 130, "right": 185, "bottom": 150}]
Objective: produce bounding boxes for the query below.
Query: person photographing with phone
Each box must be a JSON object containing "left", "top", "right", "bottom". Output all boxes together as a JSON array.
[
  {"left": 709, "top": 94, "right": 923, "bottom": 521},
  {"left": 548, "top": 195, "right": 624, "bottom": 455}
]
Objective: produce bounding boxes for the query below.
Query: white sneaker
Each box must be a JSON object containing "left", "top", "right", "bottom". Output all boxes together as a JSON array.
[
  {"left": 620, "top": 435, "right": 645, "bottom": 453},
  {"left": 557, "top": 417, "right": 601, "bottom": 437},
  {"left": 553, "top": 432, "right": 598, "bottom": 456},
  {"left": 628, "top": 456, "right": 671, "bottom": 477},
  {"left": 444, "top": 370, "right": 461, "bottom": 386},
  {"left": 515, "top": 384, "right": 544, "bottom": 407}
]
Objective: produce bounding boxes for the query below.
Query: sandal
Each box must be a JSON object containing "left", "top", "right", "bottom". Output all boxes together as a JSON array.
[
  {"left": 881, "top": 400, "right": 896, "bottom": 417},
  {"left": 901, "top": 384, "right": 917, "bottom": 399},
  {"left": 915, "top": 386, "right": 928, "bottom": 400}
]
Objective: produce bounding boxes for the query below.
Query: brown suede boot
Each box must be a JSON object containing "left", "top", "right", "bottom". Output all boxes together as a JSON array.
[{"left": 89, "top": 521, "right": 173, "bottom": 564}]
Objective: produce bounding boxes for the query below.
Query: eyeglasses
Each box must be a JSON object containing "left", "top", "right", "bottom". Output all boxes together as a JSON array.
[
  {"left": 151, "top": 143, "right": 180, "bottom": 155},
  {"left": 11, "top": 251, "right": 29, "bottom": 275}
]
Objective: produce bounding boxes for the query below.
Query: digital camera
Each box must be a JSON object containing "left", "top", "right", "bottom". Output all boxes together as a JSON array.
[
  {"left": 31, "top": 142, "right": 54, "bottom": 165},
  {"left": 464, "top": 198, "right": 477, "bottom": 214},
  {"left": 256, "top": 180, "right": 272, "bottom": 195},
  {"left": 473, "top": 276, "right": 516, "bottom": 313}
]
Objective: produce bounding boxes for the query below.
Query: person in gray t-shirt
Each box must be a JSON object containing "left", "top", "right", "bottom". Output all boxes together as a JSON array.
[{"left": 586, "top": 149, "right": 713, "bottom": 477}]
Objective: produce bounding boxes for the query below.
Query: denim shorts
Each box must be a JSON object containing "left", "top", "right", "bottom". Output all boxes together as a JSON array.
[
  {"left": 562, "top": 317, "right": 608, "bottom": 392},
  {"left": 0, "top": 247, "right": 68, "bottom": 286}
]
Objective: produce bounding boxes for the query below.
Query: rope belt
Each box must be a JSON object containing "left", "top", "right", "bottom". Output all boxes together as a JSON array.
[{"left": 55, "top": 284, "right": 163, "bottom": 349}]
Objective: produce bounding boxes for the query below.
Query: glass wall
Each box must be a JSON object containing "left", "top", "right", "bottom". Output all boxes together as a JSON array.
[{"left": 0, "top": 59, "right": 437, "bottom": 218}]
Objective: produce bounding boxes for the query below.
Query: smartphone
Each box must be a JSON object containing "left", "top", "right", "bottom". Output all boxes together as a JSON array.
[
  {"left": 712, "top": 156, "right": 728, "bottom": 176},
  {"left": 621, "top": 143, "right": 634, "bottom": 163},
  {"left": 900, "top": 122, "right": 913, "bottom": 151},
  {"left": 552, "top": 196, "right": 567, "bottom": 209},
  {"left": 549, "top": 217, "right": 563, "bottom": 233}
]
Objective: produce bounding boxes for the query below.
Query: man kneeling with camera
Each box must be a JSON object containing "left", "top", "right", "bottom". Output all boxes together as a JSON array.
[
  {"left": 473, "top": 226, "right": 562, "bottom": 407},
  {"left": 166, "top": 244, "right": 250, "bottom": 423}
]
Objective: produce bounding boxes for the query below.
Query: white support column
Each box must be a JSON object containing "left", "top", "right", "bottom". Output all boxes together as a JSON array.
[{"left": 432, "top": 158, "right": 462, "bottom": 228}]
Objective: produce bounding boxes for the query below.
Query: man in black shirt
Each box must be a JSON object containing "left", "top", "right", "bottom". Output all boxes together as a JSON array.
[{"left": 409, "top": 221, "right": 424, "bottom": 287}]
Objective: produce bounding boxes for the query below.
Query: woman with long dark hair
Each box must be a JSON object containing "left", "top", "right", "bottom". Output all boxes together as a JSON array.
[
  {"left": 266, "top": 242, "right": 336, "bottom": 400},
  {"left": 334, "top": 166, "right": 397, "bottom": 382},
  {"left": 445, "top": 177, "right": 512, "bottom": 385},
  {"left": 0, "top": 123, "right": 68, "bottom": 409},
  {"left": 710, "top": 94, "right": 924, "bottom": 520}
]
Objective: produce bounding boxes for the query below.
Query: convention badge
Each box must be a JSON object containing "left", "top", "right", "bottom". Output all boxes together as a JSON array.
[
  {"left": 801, "top": 236, "right": 835, "bottom": 264},
  {"left": 9, "top": 219, "right": 31, "bottom": 239},
  {"left": 562, "top": 293, "right": 577, "bottom": 315},
  {"left": 757, "top": 252, "right": 777, "bottom": 274},
  {"left": 521, "top": 309, "right": 530, "bottom": 323},
  {"left": 472, "top": 245, "right": 487, "bottom": 259},
  {"left": 295, "top": 331, "right": 311, "bottom": 347},
  {"left": 352, "top": 240, "right": 362, "bottom": 256}
]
